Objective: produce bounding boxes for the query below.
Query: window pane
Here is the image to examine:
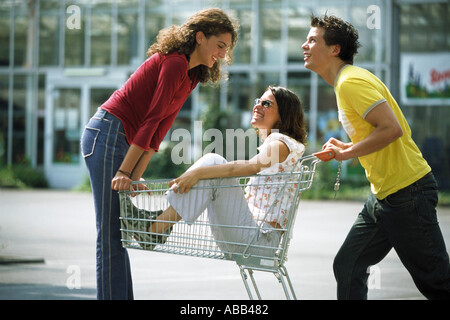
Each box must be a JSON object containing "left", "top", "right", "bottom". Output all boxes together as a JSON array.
[
  {"left": 0, "top": 75, "right": 8, "bottom": 165},
  {"left": 400, "top": 3, "right": 449, "bottom": 52},
  {"left": 90, "top": 88, "right": 116, "bottom": 118},
  {"left": 91, "top": 8, "right": 111, "bottom": 66},
  {"left": 65, "top": 3, "right": 85, "bottom": 66},
  {"left": 118, "top": 0, "right": 139, "bottom": 7},
  {"left": 287, "top": 72, "right": 310, "bottom": 110},
  {"left": 145, "top": 9, "right": 165, "bottom": 54},
  {"left": 258, "top": 72, "right": 279, "bottom": 95},
  {"left": 260, "top": 6, "right": 282, "bottom": 64},
  {"left": 13, "top": 75, "right": 26, "bottom": 163},
  {"left": 229, "top": 73, "right": 252, "bottom": 113},
  {"left": 351, "top": 6, "right": 377, "bottom": 63},
  {"left": 14, "top": 12, "right": 28, "bottom": 67},
  {"left": 317, "top": 77, "right": 342, "bottom": 143},
  {"left": 117, "top": 12, "right": 139, "bottom": 65},
  {"left": 287, "top": 7, "right": 310, "bottom": 63},
  {"left": 39, "top": 12, "right": 60, "bottom": 66},
  {"left": 172, "top": 9, "right": 196, "bottom": 26},
  {"left": 229, "top": 7, "right": 251, "bottom": 64},
  {"left": 0, "top": 7, "right": 10, "bottom": 66},
  {"left": 53, "top": 88, "right": 81, "bottom": 164},
  {"left": 37, "top": 75, "right": 46, "bottom": 165}
]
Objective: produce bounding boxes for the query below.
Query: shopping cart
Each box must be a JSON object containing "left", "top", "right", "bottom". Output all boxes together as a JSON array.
[{"left": 119, "top": 150, "right": 334, "bottom": 300}]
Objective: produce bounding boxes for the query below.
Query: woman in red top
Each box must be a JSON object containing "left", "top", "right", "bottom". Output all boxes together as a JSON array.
[{"left": 81, "top": 8, "right": 238, "bottom": 300}]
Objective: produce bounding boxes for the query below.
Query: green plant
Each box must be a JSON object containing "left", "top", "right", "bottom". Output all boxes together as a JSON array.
[
  {"left": 12, "top": 165, "right": 48, "bottom": 188},
  {"left": 0, "top": 165, "right": 48, "bottom": 189}
]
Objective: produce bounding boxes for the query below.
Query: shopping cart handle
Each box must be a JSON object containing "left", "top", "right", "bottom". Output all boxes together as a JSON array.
[{"left": 313, "top": 149, "right": 335, "bottom": 162}]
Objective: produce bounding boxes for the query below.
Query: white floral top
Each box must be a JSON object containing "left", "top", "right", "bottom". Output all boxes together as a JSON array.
[{"left": 245, "top": 133, "right": 305, "bottom": 228}]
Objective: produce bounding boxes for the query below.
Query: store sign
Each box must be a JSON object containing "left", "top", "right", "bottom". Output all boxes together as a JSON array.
[{"left": 400, "top": 52, "right": 450, "bottom": 105}]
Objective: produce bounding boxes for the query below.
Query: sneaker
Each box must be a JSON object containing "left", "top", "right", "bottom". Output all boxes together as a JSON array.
[{"left": 120, "top": 197, "right": 172, "bottom": 250}]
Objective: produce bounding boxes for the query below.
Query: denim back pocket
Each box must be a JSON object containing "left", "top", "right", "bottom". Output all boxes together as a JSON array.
[{"left": 81, "top": 126, "right": 100, "bottom": 158}]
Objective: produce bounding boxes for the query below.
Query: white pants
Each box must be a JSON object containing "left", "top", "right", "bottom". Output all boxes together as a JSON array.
[{"left": 165, "top": 153, "right": 281, "bottom": 256}]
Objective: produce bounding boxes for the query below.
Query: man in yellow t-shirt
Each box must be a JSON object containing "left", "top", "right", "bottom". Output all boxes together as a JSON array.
[
  {"left": 335, "top": 65, "right": 431, "bottom": 199},
  {"left": 302, "top": 14, "right": 450, "bottom": 299}
]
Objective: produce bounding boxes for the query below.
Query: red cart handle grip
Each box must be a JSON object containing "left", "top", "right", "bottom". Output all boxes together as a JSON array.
[{"left": 313, "top": 149, "right": 335, "bottom": 162}]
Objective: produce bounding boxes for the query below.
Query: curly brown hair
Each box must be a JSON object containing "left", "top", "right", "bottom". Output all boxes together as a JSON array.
[
  {"left": 147, "top": 8, "right": 239, "bottom": 84},
  {"left": 269, "top": 86, "right": 307, "bottom": 144}
]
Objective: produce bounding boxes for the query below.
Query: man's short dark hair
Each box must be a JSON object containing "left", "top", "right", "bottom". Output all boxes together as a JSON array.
[{"left": 311, "top": 14, "right": 361, "bottom": 64}]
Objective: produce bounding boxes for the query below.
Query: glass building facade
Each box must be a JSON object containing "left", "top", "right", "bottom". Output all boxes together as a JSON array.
[{"left": 0, "top": 0, "right": 449, "bottom": 188}]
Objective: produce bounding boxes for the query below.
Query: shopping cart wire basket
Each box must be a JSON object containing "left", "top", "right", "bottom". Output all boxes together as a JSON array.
[{"left": 119, "top": 151, "right": 333, "bottom": 299}]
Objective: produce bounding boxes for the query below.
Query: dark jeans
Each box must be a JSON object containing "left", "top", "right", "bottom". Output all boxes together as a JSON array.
[
  {"left": 81, "top": 108, "right": 133, "bottom": 300},
  {"left": 333, "top": 172, "right": 450, "bottom": 299}
]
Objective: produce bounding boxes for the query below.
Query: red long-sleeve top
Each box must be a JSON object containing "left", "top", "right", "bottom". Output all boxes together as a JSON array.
[{"left": 101, "top": 52, "right": 199, "bottom": 151}]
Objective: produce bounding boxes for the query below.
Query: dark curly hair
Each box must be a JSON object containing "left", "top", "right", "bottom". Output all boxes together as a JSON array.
[
  {"left": 269, "top": 86, "right": 307, "bottom": 144},
  {"left": 310, "top": 14, "right": 360, "bottom": 64},
  {"left": 147, "top": 8, "right": 239, "bottom": 84}
]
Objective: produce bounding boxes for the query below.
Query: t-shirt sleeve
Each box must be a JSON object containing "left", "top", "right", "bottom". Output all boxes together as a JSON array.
[{"left": 338, "top": 78, "right": 387, "bottom": 119}]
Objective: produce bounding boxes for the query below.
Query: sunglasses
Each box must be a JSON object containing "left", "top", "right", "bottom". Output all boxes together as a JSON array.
[{"left": 254, "top": 98, "right": 272, "bottom": 109}]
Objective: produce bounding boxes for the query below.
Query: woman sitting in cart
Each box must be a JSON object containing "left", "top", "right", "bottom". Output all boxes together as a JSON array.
[{"left": 130, "top": 85, "right": 307, "bottom": 255}]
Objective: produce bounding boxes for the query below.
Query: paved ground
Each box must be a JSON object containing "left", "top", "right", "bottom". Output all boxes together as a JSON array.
[{"left": 1, "top": 188, "right": 449, "bottom": 301}]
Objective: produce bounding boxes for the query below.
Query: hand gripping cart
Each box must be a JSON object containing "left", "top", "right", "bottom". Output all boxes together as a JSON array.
[{"left": 119, "top": 150, "right": 334, "bottom": 300}]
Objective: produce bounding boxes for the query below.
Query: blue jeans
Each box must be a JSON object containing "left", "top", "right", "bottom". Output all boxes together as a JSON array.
[
  {"left": 81, "top": 108, "right": 133, "bottom": 300},
  {"left": 333, "top": 172, "right": 450, "bottom": 299}
]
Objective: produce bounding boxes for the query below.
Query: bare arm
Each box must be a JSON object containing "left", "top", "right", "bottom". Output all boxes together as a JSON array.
[
  {"left": 171, "top": 140, "right": 290, "bottom": 194},
  {"left": 323, "top": 102, "right": 403, "bottom": 161},
  {"left": 130, "top": 148, "right": 155, "bottom": 180},
  {"left": 111, "top": 144, "right": 155, "bottom": 191}
]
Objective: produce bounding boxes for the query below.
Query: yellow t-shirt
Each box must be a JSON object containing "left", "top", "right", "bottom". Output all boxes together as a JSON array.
[{"left": 334, "top": 65, "right": 430, "bottom": 199}]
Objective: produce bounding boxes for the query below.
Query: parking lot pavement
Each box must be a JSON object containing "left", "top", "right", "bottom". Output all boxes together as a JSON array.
[{"left": 1, "top": 188, "right": 449, "bottom": 300}]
